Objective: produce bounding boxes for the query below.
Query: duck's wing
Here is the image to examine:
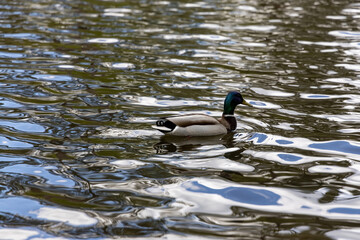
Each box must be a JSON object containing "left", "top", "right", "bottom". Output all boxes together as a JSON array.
[
  {"left": 165, "top": 114, "right": 220, "bottom": 127},
  {"left": 153, "top": 114, "right": 227, "bottom": 136}
]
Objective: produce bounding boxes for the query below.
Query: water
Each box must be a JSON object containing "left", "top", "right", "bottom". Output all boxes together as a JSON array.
[{"left": 0, "top": 0, "right": 360, "bottom": 239}]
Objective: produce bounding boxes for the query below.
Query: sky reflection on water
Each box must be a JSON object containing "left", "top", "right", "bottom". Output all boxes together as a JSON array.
[
  {"left": 146, "top": 178, "right": 360, "bottom": 221},
  {"left": 0, "top": 0, "right": 360, "bottom": 239}
]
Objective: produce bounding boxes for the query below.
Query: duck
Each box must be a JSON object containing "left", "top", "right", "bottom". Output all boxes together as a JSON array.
[{"left": 152, "top": 91, "right": 252, "bottom": 137}]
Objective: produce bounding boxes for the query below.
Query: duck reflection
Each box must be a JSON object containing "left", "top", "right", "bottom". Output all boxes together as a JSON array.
[{"left": 153, "top": 132, "right": 238, "bottom": 153}]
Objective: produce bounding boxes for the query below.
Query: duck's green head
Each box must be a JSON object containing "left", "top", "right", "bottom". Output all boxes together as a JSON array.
[{"left": 223, "top": 91, "right": 252, "bottom": 115}]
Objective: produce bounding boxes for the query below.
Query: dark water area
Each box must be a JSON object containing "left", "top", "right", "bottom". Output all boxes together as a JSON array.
[{"left": 0, "top": 0, "right": 360, "bottom": 239}]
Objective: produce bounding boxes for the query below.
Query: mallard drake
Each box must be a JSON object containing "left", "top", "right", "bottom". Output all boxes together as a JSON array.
[{"left": 152, "top": 91, "right": 252, "bottom": 137}]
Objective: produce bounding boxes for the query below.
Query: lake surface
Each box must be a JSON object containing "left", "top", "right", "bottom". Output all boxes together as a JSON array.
[{"left": 0, "top": 0, "right": 360, "bottom": 239}]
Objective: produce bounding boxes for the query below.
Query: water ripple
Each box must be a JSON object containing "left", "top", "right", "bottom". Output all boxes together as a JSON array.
[
  {"left": 1, "top": 0, "right": 360, "bottom": 238},
  {"left": 147, "top": 177, "right": 360, "bottom": 221}
]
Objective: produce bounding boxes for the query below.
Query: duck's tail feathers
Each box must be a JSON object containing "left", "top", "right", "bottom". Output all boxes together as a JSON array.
[
  {"left": 152, "top": 125, "right": 172, "bottom": 133},
  {"left": 152, "top": 119, "right": 176, "bottom": 133}
]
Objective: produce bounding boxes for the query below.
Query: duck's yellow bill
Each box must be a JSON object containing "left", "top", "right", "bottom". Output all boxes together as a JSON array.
[{"left": 242, "top": 100, "right": 253, "bottom": 107}]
